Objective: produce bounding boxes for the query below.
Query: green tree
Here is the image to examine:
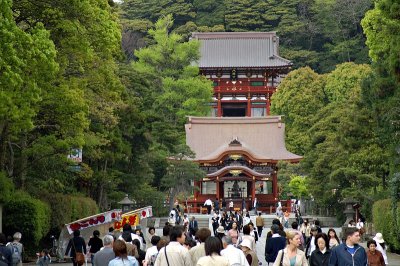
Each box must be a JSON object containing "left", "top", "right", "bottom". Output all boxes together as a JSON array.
[
  {"left": 289, "top": 175, "right": 309, "bottom": 199},
  {"left": 271, "top": 67, "right": 327, "bottom": 155},
  {"left": 131, "top": 14, "right": 213, "bottom": 152},
  {"left": 161, "top": 145, "right": 205, "bottom": 209}
]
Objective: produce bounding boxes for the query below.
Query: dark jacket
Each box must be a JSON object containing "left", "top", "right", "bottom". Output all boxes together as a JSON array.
[
  {"left": 88, "top": 236, "right": 103, "bottom": 253},
  {"left": 65, "top": 236, "right": 86, "bottom": 258},
  {"left": 329, "top": 243, "right": 367, "bottom": 266},
  {"left": 0, "top": 245, "right": 12, "bottom": 266},
  {"left": 265, "top": 235, "right": 286, "bottom": 263},
  {"left": 310, "top": 249, "right": 331, "bottom": 266}
]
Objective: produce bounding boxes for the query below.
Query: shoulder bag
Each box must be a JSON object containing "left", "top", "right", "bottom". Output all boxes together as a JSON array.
[{"left": 72, "top": 239, "right": 85, "bottom": 266}]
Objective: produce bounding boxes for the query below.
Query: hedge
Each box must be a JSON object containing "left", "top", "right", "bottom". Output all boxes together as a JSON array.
[
  {"left": 38, "top": 193, "right": 99, "bottom": 231},
  {"left": 3, "top": 191, "right": 51, "bottom": 252},
  {"left": 372, "top": 199, "right": 400, "bottom": 252}
]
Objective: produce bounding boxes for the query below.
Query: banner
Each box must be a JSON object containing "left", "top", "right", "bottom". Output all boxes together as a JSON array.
[
  {"left": 66, "top": 210, "right": 122, "bottom": 234},
  {"left": 113, "top": 213, "right": 140, "bottom": 230},
  {"left": 113, "top": 206, "right": 153, "bottom": 230}
]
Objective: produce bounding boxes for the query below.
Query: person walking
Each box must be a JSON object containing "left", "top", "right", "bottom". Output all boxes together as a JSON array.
[
  {"left": 154, "top": 226, "right": 191, "bottom": 266},
  {"left": 36, "top": 249, "right": 51, "bottom": 266},
  {"left": 299, "top": 219, "right": 311, "bottom": 243},
  {"left": 188, "top": 228, "right": 211, "bottom": 266},
  {"left": 327, "top": 228, "right": 340, "bottom": 249},
  {"left": 196, "top": 236, "right": 229, "bottom": 266},
  {"left": 367, "top": 239, "right": 385, "bottom": 266},
  {"left": 240, "top": 239, "right": 259, "bottom": 266},
  {"left": 221, "top": 236, "right": 249, "bottom": 266},
  {"left": 65, "top": 230, "right": 87, "bottom": 266},
  {"left": 204, "top": 198, "right": 213, "bottom": 215},
  {"left": 305, "top": 226, "right": 318, "bottom": 259},
  {"left": 329, "top": 227, "right": 367, "bottom": 266},
  {"left": 108, "top": 240, "right": 138, "bottom": 266},
  {"left": 309, "top": 233, "right": 331, "bottom": 266},
  {"left": 7, "top": 232, "right": 23, "bottom": 266},
  {"left": 265, "top": 224, "right": 286, "bottom": 266},
  {"left": 256, "top": 212, "right": 264, "bottom": 237},
  {"left": 227, "top": 222, "right": 240, "bottom": 246},
  {"left": 93, "top": 235, "right": 115, "bottom": 266},
  {"left": 373, "top": 233, "right": 388, "bottom": 265},
  {"left": 0, "top": 233, "right": 12, "bottom": 266},
  {"left": 240, "top": 225, "right": 256, "bottom": 251},
  {"left": 188, "top": 217, "right": 198, "bottom": 238},
  {"left": 273, "top": 231, "right": 307, "bottom": 266},
  {"left": 88, "top": 230, "right": 103, "bottom": 266}
]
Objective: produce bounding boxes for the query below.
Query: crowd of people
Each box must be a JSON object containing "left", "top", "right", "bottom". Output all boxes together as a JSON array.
[{"left": 0, "top": 204, "right": 391, "bottom": 266}]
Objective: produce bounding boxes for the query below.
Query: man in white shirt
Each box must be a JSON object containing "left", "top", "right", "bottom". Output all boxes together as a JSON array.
[
  {"left": 143, "top": 236, "right": 160, "bottom": 266},
  {"left": 221, "top": 236, "right": 249, "bottom": 266},
  {"left": 204, "top": 198, "right": 213, "bottom": 214},
  {"left": 155, "top": 226, "right": 191, "bottom": 266}
]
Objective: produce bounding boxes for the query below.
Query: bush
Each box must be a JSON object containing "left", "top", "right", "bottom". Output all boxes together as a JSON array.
[
  {"left": 372, "top": 199, "right": 400, "bottom": 252},
  {"left": 38, "top": 193, "right": 99, "bottom": 231},
  {"left": 3, "top": 191, "right": 51, "bottom": 254}
]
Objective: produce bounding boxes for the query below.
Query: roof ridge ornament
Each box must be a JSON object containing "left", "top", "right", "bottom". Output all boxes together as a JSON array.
[{"left": 229, "top": 138, "right": 242, "bottom": 146}]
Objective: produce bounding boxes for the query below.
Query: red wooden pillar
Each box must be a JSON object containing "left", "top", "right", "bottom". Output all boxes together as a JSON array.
[
  {"left": 217, "top": 94, "right": 222, "bottom": 117},
  {"left": 252, "top": 176, "right": 256, "bottom": 202},
  {"left": 272, "top": 171, "right": 278, "bottom": 200},
  {"left": 247, "top": 93, "right": 251, "bottom": 117},
  {"left": 216, "top": 177, "right": 220, "bottom": 200}
]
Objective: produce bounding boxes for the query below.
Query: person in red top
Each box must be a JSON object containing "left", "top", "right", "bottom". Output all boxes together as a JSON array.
[{"left": 367, "top": 239, "right": 385, "bottom": 266}]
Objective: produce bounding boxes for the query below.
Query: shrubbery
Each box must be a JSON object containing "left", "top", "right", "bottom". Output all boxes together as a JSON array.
[
  {"left": 372, "top": 199, "right": 400, "bottom": 252},
  {"left": 3, "top": 192, "right": 51, "bottom": 254}
]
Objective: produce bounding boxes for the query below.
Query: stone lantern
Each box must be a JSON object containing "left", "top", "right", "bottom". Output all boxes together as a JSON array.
[{"left": 119, "top": 194, "right": 135, "bottom": 213}]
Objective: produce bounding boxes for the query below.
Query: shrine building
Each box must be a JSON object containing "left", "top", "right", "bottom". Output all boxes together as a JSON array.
[{"left": 185, "top": 32, "right": 301, "bottom": 213}]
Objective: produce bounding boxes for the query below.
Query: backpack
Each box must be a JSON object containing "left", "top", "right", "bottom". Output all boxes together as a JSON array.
[{"left": 10, "top": 243, "right": 21, "bottom": 265}]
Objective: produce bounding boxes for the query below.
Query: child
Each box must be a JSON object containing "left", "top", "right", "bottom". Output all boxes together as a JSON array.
[{"left": 36, "top": 249, "right": 51, "bottom": 266}]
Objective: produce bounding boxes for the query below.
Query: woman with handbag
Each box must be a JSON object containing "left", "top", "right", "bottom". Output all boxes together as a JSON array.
[
  {"left": 273, "top": 231, "right": 308, "bottom": 266},
  {"left": 65, "top": 230, "right": 87, "bottom": 266}
]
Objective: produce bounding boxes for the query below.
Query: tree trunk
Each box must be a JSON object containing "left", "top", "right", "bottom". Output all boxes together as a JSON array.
[{"left": 17, "top": 134, "right": 28, "bottom": 189}]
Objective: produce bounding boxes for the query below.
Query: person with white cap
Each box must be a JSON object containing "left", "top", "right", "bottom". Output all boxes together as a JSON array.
[
  {"left": 216, "top": 226, "right": 226, "bottom": 241},
  {"left": 240, "top": 239, "right": 259, "bottom": 266},
  {"left": 373, "top": 233, "right": 388, "bottom": 265}
]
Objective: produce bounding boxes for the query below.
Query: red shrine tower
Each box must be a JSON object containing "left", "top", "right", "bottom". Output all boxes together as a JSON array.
[{"left": 185, "top": 32, "right": 301, "bottom": 213}]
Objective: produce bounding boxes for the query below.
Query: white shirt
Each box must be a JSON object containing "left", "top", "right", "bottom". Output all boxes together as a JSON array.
[
  {"left": 308, "top": 236, "right": 316, "bottom": 256},
  {"left": 229, "top": 201, "right": 234, "bottom": 208},
  {"left": 373, "top": 238, "right": 388, "bottom": 265},
  {"left": 118, "top": 233, "right": 143, "bottom": 249},
  {"left": 204, "top": 199, "right": 212, "bottom": 206},
  {"left": 356, "top": 221, "right": 364, "bottom": 229},
  {"left": 144, "top": 246, "right": 158, "bottom": 263},
  {"left": 221, "top": 244, "right": 249, "bottom": 266}
]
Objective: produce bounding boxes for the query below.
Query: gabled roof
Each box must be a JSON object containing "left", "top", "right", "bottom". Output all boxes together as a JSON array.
[
  {"left": 185, "top": 116, "right": 302, "bottom": 162},
  {"left": 191, "top": 32, "right": 292, "bottom": 68}
]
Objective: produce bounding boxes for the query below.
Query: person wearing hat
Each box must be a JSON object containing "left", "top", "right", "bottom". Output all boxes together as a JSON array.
[
  {"left": 216, "top": 226, "right": 226, "bottom": 242},
  {"left": 240, "top": 239, "right": 259, "bottom": 266},
  {"left": 273, "top": 231, "right": 307, "bottom": 266},
  {"left": 305, "top": 226, "right": 318, "bottom": 258},
  {"left": 373, "top": 233, "right": 388, "bottom": 265}
]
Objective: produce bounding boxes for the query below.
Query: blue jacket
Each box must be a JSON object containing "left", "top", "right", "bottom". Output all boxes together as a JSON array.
[
  {"left": 265, "top": 236, "right": 286, "bottom": 263},
  {"left": 329, "top": 243, "right": 367, "bottom": 266}
]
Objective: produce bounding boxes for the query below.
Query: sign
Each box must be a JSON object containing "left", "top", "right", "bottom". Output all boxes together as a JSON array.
[
  {"left": 68, "top": 148, "right": 82, "bottom": 163},
  {"left": 114, "top": 213, "right": 139, "bottom": 230},
  {"left": 113, "top": 206, "right": 153, "bottom": 230},
  {"left": 66, "top": 210, "right": 122, "bottom": 234}
]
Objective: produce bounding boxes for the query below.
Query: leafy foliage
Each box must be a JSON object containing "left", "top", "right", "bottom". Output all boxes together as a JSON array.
[{"left": 3, "top": 192, "right": 51, "bottom": 253}]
